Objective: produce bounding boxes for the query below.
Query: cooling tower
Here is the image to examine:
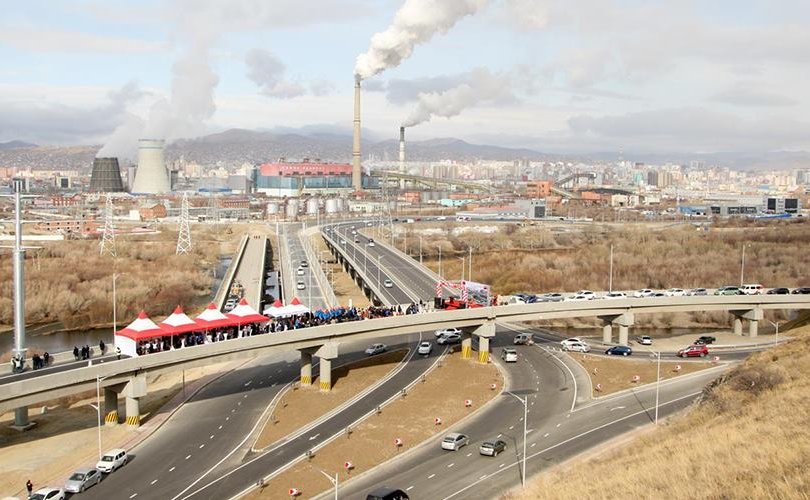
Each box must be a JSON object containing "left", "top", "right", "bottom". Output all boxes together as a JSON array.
[
  {"left": 89, "top": 157, "right": 125, "bottom": 192},
  {"left": 352, "top": 75, "right": 362, "bottom": 191},
  {"left": 131, "top": 139, "right": 170, "bottom": 194}
]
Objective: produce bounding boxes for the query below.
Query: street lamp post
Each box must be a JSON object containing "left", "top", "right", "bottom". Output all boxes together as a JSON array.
[
  {"left": 740, "top": 243, "right": 747, "bottom": 286},
  {"left": 419, "top": 236, "right": 423, "bottom": 264},
  {"left": 769, "top": 320, "right": 782, "bottom": 347},
  {"left": 377, "top": 255, "right": 382, "bottom": 290},
  {"left": 93, "top": 374, "right": 110, "bottom": 460},
  {"left": 438, "top": 246, "right": 442, "bottom": 278},
  {"left": 468, "top": 246, "right": 472, "bottom": 282},
  {"left": 458, "top": 257, "right": 465, "bottom": 281},
  {"left": 654, "top": 351, "right": 661, "bottom": 424},
  {"left": 608, "top": 244, "right": 614, "bottom": 292},
  {"left": 507, "top": 392, "right": 528, "bottom": 488},
  {"left": 315, "top": 468, "right": 338, "bottom": 500}
]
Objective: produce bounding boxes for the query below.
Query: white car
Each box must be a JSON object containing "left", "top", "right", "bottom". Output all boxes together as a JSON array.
[
  {"left": 562, "top": 341, "right": 590, "bottom": 353},
  {"left": 296, "top": 267, "right": 306, "bottom": 276},
  {"left": 568, "top": 291, "right": 594, "bottom": 301},
  {"left": 502, "top": 348, "right": 518, "bottom": 362},
  {"left": 296, "top": 281, "right": 306, "bottom": 290},
  {"left": 634, "top": 289, "right": 655, "bottom": 298},
  {"left": 560, "top": 337, "right": 584, "bottom": 349},
  {"left": 604, "top": 291, "right": 627, "bottom": 299},
  {"left": 437, "top": 216, "right": 447, "bottom": 221},
  {"left": 435, "top": 327, "right": 462, "bottom": 338},
  {"left": 383, "top": 279, "right": 394, "bottom": 288},
  {"left": 636, "top": 335, "right": 653, "bottom": 345},
  {"left": 96, "top": 448, "right": 128, "bottom": 473},
  {"left": 364, "top": 343, "right": 387, "bottom": 355},
  {"left": 741, "top": 283, "right": 764, "bottom": 295},
  {"left": 665, "top": 288, "right": 685, "bottom": 297},
  {"left": 367, "top": 240, "right": 376, "bottom": 247},
  {"left": 441, "top": 433, "right": 469, "bottom": 451},
  {"left": 29, "top": 488, "right": 65, "bottom": 500},
  {"left": 417, "top": 341, "right": 432, "bottom": 355}
]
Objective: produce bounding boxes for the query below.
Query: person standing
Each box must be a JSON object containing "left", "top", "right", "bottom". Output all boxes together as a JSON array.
[
  {"left": 99, "top": 339, "right": 106, "bottom": 355},
  {"left": 115, "top": 346, "right": 122, "bottom": 360},
  {"left": 73, "top": 346, "right": 79, "bottom": 360},
  {"left": 26, "top": 479, "right": 33, "bottom": 496}
]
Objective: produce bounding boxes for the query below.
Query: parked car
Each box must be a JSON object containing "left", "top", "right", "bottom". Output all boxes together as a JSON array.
[
  {"left": 441, "top": 433, "right": 469, "bottom": 451},
  {"left": 502, "top": 348, "right": 518, "bottom": 362},
  {"left": 365, "top": 343, "right": 387, "bottom": 355},
  {"left": 513, "top": 333, "right": 533, "bottom": 345},
  {"left": 694, "top": 335, "right": 716, "bottom": 345},
  {"left": 435, "top": 327, "right": 462, "bottom": 338},
  {"left": 688, "top": 288, "right": 708, "bottom": 296},
  {"left": 563, "top": 341, "right": 591, "bottom": 353},
  {"left": 678, "top": 344, "right": 709, "bottom": 357},
  {"left": 437, "top": 333, "right": 461, "bottom": 345},
  {"left": 417, "top": 341, "right": 432, "bottom": 355},
  {"left": 479, "top": 439, "right": 507, "bottom": 457},
  {"left": 224, "top": 299, "right": 237, "bottom": 312},
  {"left": 792, "top": 287, "right": 810, "bottom": 294},
  {"left": 560, "top": 337, "right": 584, "bottom": 349},
  {"left": 64, "top": 468, "right": 102, "bottom": 494},
  {"left": 383, "top": 279, "right": 394, "bottom": 288},
  {"left": 605, "top": 345, "right": 633, "bottom": 356},
  {"left": 538, "top": 292, "right": 565, "bottom": 302},
  {"left": 604, "top": 291, "right": 627, "bottom": 299},
  {"left": 767, "top": 287, "right": 790, "bottom": 295},
  {"left": 634, "top": 289, "right": 655, "bottom": 298},
  {"left": 366, "top": 487, "right": 410, "bottom": 500},
  {"left": 636, "top": 335, "right": 653, "bottom": 345},
  {"left": 29, "top": 488, "right": 65, "bottom": 500},
  {"left": 741, "top": 284, "right": 764, "bottom": 295},
  {"left": 715, "top": 286, "right": 741, "bottom": 295},
  {"left": 569, "top": 290, "right": 595, "bottom": 300},
  {"left": 665, "top": 288, "right": 686, "bottom": 297},
  {"left": 96, "top": 448, "right": 128, "bottom": 473}
]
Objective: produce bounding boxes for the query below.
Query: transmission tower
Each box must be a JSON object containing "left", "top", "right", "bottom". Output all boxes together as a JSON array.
[
  {"left": 99, "top": 194, "right": 116, "bottom": 257},
  {"left": 176, "top": 192, "right": 193, "bottom": 255}
]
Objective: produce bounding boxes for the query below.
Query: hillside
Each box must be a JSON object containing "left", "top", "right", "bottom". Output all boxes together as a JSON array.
[{"left": 510, "top": 325, "right": 810, "bottom": 499}]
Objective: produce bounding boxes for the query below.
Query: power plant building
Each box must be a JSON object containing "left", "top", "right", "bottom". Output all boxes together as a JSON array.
[
  {"left": 88, "top": 157, "right": 125, "bottom": 192},
  {"left": 131, "top": 139, "right": 171, "bottom": 195},
  {"left": 254, "top": 160, "right": 378, "bottom": 197}
]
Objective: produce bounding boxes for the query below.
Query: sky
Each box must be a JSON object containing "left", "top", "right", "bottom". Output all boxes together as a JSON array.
[{"left": 0, "top": 0, "right": 808, "bottom": 158}]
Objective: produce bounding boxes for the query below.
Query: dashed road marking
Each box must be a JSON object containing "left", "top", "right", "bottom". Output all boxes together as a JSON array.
[
  {"left": 466, "top": 452, "right": 472, "bottom": 457},
  {"left": 226, "top": 416, "right": 230, "bottom": 421},
  {"left": 448, "top": 463, "right": 454, "bottom": 468},
  {"left": 406, "top": 486, "right": 414, "bottom": 491},
  {"left": 243, "top": 394, "right": 248, "bottom": 398},
  {"left": 218, "top": 425, "right": 223, "bottom": 430},
  {"left": 231, "top": 409, "right": 236, "bottom": 413},
  {"left": 199, "top": 444, "right": 205, "bottom": 449},
  {"left": 210, "top": 434, "right": 215, "bottom": 439},
  {"left": 185, "top": 455, "right": 191, "bottom": 460},
  {"left": 129, "top": 494, "right": 138, "bottom": 498},
  {"left": 428, "top": 473, "right": 436, "bottom": 479},
  {"left": 151, "top": 479, "right": 158, "bottom": 485},
  {"left": 556, "top": 423, "right": 561, "bottom": 428},
  {"left": 499, "top": 463, "right": 505, "bottom": 468},
  {"left": 509, "top": 426, "right": 514, "bottom": 430},
  {"left": 244, "top": 380, "right": 252, "bottom": 387},
  {"left": 544, "top": 433, "right": 549, "bottom": 438},
  {"left": 480, "top": 475, "right": 487, "bottom": 480},
  {"left": 497, "top": 433, "right": 502, "bottom": 438},
  {"left": 169, "top": 467, "right": 175, "bottom": 472},
  {"left": 531, "top": 443, "right": 537, "bottom": 448}
]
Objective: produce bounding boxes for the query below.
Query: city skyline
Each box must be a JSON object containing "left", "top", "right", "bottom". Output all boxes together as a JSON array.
[{"left": 0, "top": 0, "right": 808, "bottom": 157}]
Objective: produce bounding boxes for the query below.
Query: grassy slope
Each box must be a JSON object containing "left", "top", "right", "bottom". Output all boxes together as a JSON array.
[{"left": 510, "top": 325, "right": 810, "bottom": 500}]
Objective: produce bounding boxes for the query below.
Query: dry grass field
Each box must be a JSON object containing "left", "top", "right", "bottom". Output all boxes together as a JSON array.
[{"left": 509, "top": 325, "right": 810, "bottom": 500}]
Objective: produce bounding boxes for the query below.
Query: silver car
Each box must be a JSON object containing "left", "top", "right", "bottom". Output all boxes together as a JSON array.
[{"left": 64, "top": 468, "right": 101, "bottom": 493}]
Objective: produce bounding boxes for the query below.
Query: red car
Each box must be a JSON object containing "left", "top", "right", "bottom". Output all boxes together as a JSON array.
[{"left": 678, "top": 345, "right": 709, "bottom": 357}]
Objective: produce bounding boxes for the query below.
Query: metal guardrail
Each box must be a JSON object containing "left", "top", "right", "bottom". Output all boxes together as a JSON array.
[
  {"left": 278, "top": 226, "right": 293, "bottom": 304},
  {"left": 214, "top": 234, "right": 249, "bottom": 311},
  {"left": 321, "top": 228, "right": 393, "bottom": 306},
  {"left": 300, "top": 226, "right": 338, "bottom": 308},
  {"left": 255, "top": 235, "right": 267, "bottom": 310}
]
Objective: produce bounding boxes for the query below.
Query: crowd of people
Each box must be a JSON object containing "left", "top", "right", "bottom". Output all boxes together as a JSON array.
[{"left": 132, "top": 301, "right": 429, "bottom": 357}]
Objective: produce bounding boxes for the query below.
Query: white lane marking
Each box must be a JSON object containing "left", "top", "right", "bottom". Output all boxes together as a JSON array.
[
  {"left": 531, "top": 443, "right": 536, "bottom": 448},
  {"left": 543, "top": 433, "right": 550, "bottom": 438},
  {"left": 238, "top": 401, "right": 242, "bottom": 406},
  {"left": 308, "top": 433, "right": 320, "bottom": 441},
  {"left": 199, "top": 444, "right": 205, "bottom": 449},
  {"left": 210, "top": 435, "right": 215, "bottom": 439},
  {"left": 169, "top": 467, "right": 176, "bottom": 472},
  {"left": 466, "top": 452, "right": 472, "bottom": 457},
  {"left": 497, "top": 433, "right": 502, "bottom": 438},
  {"left": 151, "top": 479, "right": 158, "bottom": 485},
  {"left": 226, "top": 416, "right": 230, "bottom": 421},
  {"left": 556, "top": 423, "right": 561, "bottom": 428},
  {"left": 541, "top": 346, "right": 579, "bottom": 412},
  {"left": 406, "top": 486, "right": 414, "bottom": 491},
  {"left": 610, "top": 406, "right": 626, "bottom": 411},
  {"left": 479, "top": 475, "right": 487, "bottom": 480},
  {"left": 231, "top": 409, "right": 236, "bottom": 413},
  {"left": 244, "top": 380, "right": 252, "bottom": 387},
  {"left": 218, "top": 425, "right": 223, "bottom": 430},
  {"left": 499, "top": 463, "right": 505, "bottom": 468},
  {"left": 566, "top": 413, "right": 570, "bottom": 417},
  {"left": 129, "top": 494, "right": 138, "bottom": 499},
  {"left": 428, "top": 473, "right": 436, "bottom": 479},
  {"left": 509, "top": 426, "right": 514, "bottom": 430},
  {"left": 519, "top": 418, "right": 523, "bottom": 422},
  {"left": 243, "top": 394, "right": 248, "bottom": 398},
  {"left": 447, "top": 463, "right": 454, "bottom": 468}
]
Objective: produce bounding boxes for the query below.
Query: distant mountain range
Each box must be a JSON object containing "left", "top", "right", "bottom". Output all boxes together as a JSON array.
[{"left": 1, "top": 129, "right": 808, "bottom": 171}]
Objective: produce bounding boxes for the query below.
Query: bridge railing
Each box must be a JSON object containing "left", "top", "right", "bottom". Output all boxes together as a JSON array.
[
  {"left": 322, "top": 228, "right": 391, "bottom": 306},
  {"left": 300, "top": 226, "right": 338, "bottom": 308},
  {"left": 214, "top": 234, "right": 249, "bottom": 310}
]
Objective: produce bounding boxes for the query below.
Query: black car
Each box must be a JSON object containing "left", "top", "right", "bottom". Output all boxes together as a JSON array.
[
  {"left": 792, "top": 287, "right": 810, "bottom": 294},
  {"left": 366, "top": 487, "right": 409, "bottom": 500},
  {"left": 768, "top": 287, "right": 790, "bottom": 295},
  {"left": 605, "top": 345, "right": 633, "bottom": 356},
  {"left": 694, "top": 335, "right": 716, "bottom": 345}
]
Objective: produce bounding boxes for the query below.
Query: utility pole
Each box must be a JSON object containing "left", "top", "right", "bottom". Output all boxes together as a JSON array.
[
  {"left": 468, "top": 246, "right": 472, "bottom": 282},
  {"left": 740, "top": 243, "right": 747, "bottom": 286},
  {"left": 176, "top": 192, "right": 192, "bottom": 255},
  {"left": 99, "top": 194, "right": 116, "bottom": 257},
  {"left": 609, "top": 244, "right": 614, "bottom": 292}
]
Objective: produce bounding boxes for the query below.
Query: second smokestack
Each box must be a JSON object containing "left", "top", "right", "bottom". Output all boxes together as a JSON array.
[{"left": 399, "top": 126, "right": 405, "bottom": 172}]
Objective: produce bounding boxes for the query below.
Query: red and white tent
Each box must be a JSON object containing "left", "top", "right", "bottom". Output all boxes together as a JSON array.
[
  {"left": 263, "top": 298, "right": 285, "bottom": 317},
  {"left": 227, "top": 298, "right": 269, "bottom": 324},
  {"left": 114, "top": 311, "right": 165, "bottom": 357},
  {"left": 195, "top": 302, "right": 235, "bottom": 330},
  {"left": 160, "top": 305, "right": 200, "bottom": 335},
  {"left": 285, "top": 297, "right": 310, "bottom": 316}
]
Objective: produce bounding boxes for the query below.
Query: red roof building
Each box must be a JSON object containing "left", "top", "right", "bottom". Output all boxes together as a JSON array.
[{"left": 259, "top": 161, "right": 352, "bottom": 177}]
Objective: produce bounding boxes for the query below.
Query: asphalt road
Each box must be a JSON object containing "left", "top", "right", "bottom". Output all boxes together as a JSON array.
[
  {"left": 231, "top": 234, "right": 266, "bottom": 311},
  {"left": 333, "top": 326, "right": 726, "bottom": 499},
  {"left": 284, "top": 223, "right": 327, "bottom": 310}
]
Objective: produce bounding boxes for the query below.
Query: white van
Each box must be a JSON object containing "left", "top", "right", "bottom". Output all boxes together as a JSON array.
[
  {"left": 741, "top": 284, "right": 763, "bottom": 295},
  {"left": 96, "top": 448, "right": 128, "bottom": 473}
]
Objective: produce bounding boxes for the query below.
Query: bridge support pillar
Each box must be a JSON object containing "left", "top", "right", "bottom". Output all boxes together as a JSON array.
[
  {"left": 315, "top": 343, "right": 339, "bottom": 392},
  {"left": 472, "top": 321, "right": 495, "bottom": 364},
  {"left": 731, "top": 309, "right": 763, "bottom": 337},
  {"left": 602, "top": 323, "right": 613, "bottom": 344},
  {"left": 124, "top": 374, "right": 147, "bottom": 427},
  {"left": 104, "top": 387, "right": 119, "bottom": 425},
  {"left": 460, "top": 333, "right": 472, "bottom": 360},
  {"left": 618, "top": 325, "right": 630, "bottom": 346},
  {"left": 10, "top": 407, "right": 34, "bottom": 431},
  {"left": 299, "top": 348, "right": 315, "bottom": 386}
]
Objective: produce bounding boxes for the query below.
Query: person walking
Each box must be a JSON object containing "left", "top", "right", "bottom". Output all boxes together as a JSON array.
[
  {"left": 73, "top": 346, "right": 79, "bottom": 361},
  {"left": 115, "top": 346, "right": 122, "bottom": 360},
  {"left": 26, "top": 479, "right": 33, "bottom": 496},
  {"left": 99, "top": 339, "right": 106, "bottom": 355}
]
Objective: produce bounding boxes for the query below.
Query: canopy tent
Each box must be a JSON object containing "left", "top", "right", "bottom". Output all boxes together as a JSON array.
[
  {"left": 195, "top": 302, "right": 236, "bottom": 329},
  {"left": 159, "top": 305, "right": 200, "bottom": 335},
  {"left": 227, "top": 298, "right": 269, "bottom": 324},
  {"left": 116, "top": 311, "right": 165, "bottom": 341},
  {"left": 285, "top": 297, "right": 310, "bottom": 316},
  {"left": 262, "top": 299, "right": 285, "bottom": 317},
  {"left": 264, "top": 297, "right": 310, "bottom": 318}
]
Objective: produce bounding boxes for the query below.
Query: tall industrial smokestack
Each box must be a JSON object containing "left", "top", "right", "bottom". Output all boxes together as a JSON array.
[
  {"left": 352, "top": 75, "right": 362, "bottom": 191},
  {"left": 131, "top": 139, "right": 170, "bottom": 195},
  {"left": 399, "top": 126, "right": 406, "bottom": 190}
]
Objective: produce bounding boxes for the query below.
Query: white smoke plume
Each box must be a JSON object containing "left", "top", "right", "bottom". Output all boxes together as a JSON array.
[
  {"left": 402, "top": 68, "right": 513, "bottom": 126},
  {"left": 355, "top": 0, "right": 490, "bottom": 79},
  {"left": 245, "top": 48, "right": 306, "bottom": 98}
]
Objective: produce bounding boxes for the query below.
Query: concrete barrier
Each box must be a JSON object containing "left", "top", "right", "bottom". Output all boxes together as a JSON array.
[{"left": 214, "top": 234, "right": 249, "bottom": 311}]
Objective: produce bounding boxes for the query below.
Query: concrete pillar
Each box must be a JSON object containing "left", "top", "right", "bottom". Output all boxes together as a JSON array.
[
  {"left": 618, "top": 325, "right": 629, "bottom": 346},
  {"left": 125, "top": 397, "right": 140, "bottom": 427},
  {"left": 319, "top": 357, "right": 332, "bottom": 392},
  {"left": 733, "top": 317, "right": 743, "bottom": 335},
  {"left": 104, "top": 388, "right": 119, "bottom": 426},
  {"left": 478, "top": 336, "right": 490, "bottom": 364},
  {"left": 602, "top": 323, "right": 613, "bottom": 344},
  {"left": 732, "top": 309, "right": 763, "bottom": 337},
  {"left": 300, "top": 350, "right": 313, "bottom": 386},
  {"left": 460, "top": 333, "right": 472, "bottom": 360},
  {"left": 11, "top": 407, "right": 34, "bottom": 431},
  {"left": 749, "top": 320, "right": 758, "bottom": 337}
]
